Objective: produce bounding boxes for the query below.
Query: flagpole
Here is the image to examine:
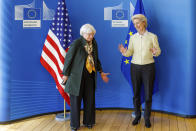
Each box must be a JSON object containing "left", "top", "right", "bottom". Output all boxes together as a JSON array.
[
  {"left": 64, "top": 100, "right": 66, "bottom": 119},
  {"left": 55, "top": 99, "right": 70, "bottom": 121}
]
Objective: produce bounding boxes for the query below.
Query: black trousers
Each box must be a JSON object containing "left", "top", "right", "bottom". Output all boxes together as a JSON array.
[
  {"left": 131, "top": 63, "right": 155, "bottom": 120},
  {"left": 70, "top": 67, "right": 95, "bottom": 128}
]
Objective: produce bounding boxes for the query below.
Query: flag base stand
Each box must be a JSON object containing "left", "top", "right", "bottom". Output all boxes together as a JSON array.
[
  {"left": 55, "top": 113, "right": 70, "bottom": 121},
  {"left": 131, "top": 111, "right": 144, "bottom": 118},
  {"left": 55, "top": 100, "right": 70, "bottom": 121}
]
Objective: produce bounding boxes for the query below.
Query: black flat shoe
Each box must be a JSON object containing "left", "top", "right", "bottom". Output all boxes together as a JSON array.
[
  {"left": 71, "top": 127, "right": 78, "bottom": 131},
  {"left": 87, "top": 125, "right": 92, "bottom": 129},
  {"left": 132, "top": 116, "right": 141, "bottom": 125},
  {"left": 145, "top": 119, "right": 151, "bottom": 128},
  {"left": 84, "top": 124, "right": 93, "bottom": 129}
]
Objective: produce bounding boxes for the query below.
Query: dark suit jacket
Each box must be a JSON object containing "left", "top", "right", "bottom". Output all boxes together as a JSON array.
[{"left": 62, "top": 36, "right": 102, "bottom": 96}]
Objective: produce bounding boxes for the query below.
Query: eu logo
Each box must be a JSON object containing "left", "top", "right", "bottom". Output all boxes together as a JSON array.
[
  {"left": 23, "top": 8, "right": 41, "bottom": 20},
  {"left": 112, "top": 9, "right": 128, "bottom": 20}
]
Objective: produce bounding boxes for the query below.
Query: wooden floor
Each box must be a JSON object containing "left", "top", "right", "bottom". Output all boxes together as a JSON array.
[{"left": 1, "top": 110, "right": 196, "bottom": 131}]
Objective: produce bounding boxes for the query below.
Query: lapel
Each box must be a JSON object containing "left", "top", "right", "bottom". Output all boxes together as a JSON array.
[
  {"left": 80, "top": 36, "right": 88, "bottom": 58},
  {"left": 92, "top": 38, "right": 97, "bottom": 66}
]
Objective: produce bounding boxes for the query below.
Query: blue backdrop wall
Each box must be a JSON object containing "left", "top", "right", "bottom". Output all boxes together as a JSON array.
[{"left": 0, "top": 0, "right": 195, "bottom": 122}]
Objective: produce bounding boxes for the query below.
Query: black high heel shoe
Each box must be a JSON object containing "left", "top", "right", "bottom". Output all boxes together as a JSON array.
[
  {"left": 132, "top": 116, "right": 141, "bottom": 125},
  {"left": 145, "top": 119, "right": 151, "bottom": 128}
]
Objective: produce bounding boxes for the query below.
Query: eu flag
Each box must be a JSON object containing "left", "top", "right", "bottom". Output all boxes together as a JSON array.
[{"left": 121, "top": 0, "right": 159, "bottom": 104}]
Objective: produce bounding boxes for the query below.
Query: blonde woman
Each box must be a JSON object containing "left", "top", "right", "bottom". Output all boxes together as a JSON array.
[{"left": 119, "top": 14, "right": 161, "bottom": 128}]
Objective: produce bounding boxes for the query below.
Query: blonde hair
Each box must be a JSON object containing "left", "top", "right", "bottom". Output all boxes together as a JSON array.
[
  {"left": 80, "top": 24, "right": 96, "bottom": 36},
  {"left": 131, "top": 14, "right": 147, "bottom": 28}
]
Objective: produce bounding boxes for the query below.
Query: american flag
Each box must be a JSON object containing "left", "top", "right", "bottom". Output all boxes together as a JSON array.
[{"left": 40, "top": 0, "right": 72, "bottom": 105}]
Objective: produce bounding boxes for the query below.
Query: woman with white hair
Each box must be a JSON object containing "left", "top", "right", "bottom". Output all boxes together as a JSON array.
[
  {"left": 119, "top": 14, "right": 161, "bottom": 128},
  {"left": 62, "top": 24, "right": 109, "bottom": 131}
]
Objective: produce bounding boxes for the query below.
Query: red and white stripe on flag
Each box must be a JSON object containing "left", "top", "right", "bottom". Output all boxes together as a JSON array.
[{"left": 40, "top": 29, "right": 70, "bottom": 105}]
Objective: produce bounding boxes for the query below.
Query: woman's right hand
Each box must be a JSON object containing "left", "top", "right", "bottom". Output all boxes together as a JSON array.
[
  {"left": 62, "top": 76, "right": 68, "bottom": 85},
  {"left": 118, "top": 44, "right": 127, "bottom": 54}
]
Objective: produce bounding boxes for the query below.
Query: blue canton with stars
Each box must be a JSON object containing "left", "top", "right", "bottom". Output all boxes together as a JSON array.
[{"left": 50, "top": 0, "right": 73, "bottom": 50}]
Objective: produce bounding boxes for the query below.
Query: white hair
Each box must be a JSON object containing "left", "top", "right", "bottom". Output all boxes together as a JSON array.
[{"left": 80, "top": 24, "right": 96, "bottom": 36}]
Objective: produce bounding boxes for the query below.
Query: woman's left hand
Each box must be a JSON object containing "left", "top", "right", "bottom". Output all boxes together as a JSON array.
[
  {"left": 100, "top": 72, "right": 110, "bottom": 83},
  {"left": 150, "top": 47, "right": 157, "bottom": 56}
]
